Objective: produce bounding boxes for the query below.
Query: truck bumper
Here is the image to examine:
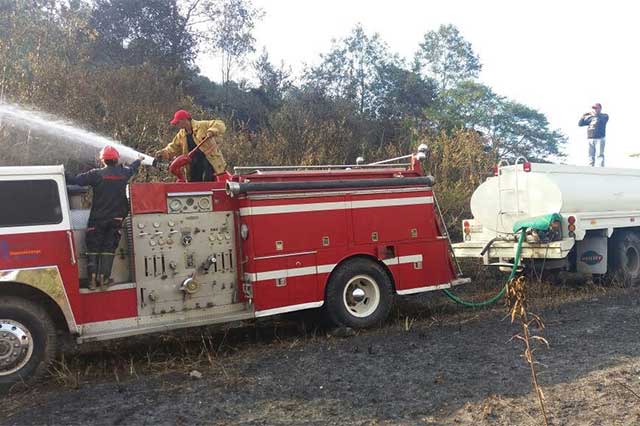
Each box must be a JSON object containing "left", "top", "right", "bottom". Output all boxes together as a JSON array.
[{"left": 453, "top": 238, "right": 575, "bottom": 260}]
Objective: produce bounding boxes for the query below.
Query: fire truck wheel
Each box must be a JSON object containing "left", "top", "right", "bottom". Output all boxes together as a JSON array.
[
  {"left": 0, "top": 296, "right": 58, "bottom": 391},
  {"left": 326, "top": 259, "right": 393, "bottom": 328},
  {"left": 610, "top": 231, "right": 640, "bottom": 286}
]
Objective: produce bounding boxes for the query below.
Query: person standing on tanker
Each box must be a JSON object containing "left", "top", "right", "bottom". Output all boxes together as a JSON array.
[
  {"left": 154, "top": 110, "right": 227, "bottom": 182},
  {"left": 66, "top": 146, "right": 142, "bottom": 290},
  {"left": 579, "top": 103, "right": 609, "bottom": 167}
]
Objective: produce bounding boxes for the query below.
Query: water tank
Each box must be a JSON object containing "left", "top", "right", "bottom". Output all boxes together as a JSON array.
[{"left": 471, "top": 163, "right": 640, "bottom": 234}]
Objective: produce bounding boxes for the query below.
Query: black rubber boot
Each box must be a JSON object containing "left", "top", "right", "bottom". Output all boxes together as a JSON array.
[
  {"left": 87, "top": 254, "right": 98, "bottom": 290},
  {"left": 99, "top": 254, "right": 115, "bottom": 289},
  {"left": 89, "top": 273, "right": 97, "bottom": 291}
]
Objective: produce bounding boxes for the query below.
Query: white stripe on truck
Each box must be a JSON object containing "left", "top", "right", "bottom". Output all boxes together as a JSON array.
[
  {"left": 239, "top": 196, "right": 433, "bottom": 216},
  {"left": 244, "top": 255, "right": 423, "bottom": 282}
]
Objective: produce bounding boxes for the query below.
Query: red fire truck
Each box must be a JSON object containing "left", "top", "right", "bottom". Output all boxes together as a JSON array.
[{"left": 0, "top": 146, "right": 466, "bottom": 386}]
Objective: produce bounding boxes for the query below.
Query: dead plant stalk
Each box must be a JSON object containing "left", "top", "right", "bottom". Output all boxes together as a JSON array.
[{"left": 507, "top": 276, "right": 550, "bottom": 426}]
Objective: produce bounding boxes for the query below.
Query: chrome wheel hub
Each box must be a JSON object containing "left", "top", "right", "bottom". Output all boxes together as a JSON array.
[
  {"left": 0, "top": 320, "right": 34, "bottom": 376},
  {"left": 343, "top": 275, "right": 381, "bottom": 318}
]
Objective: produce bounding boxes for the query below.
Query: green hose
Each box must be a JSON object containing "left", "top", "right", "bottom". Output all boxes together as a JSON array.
[{"left": 443, "top": 231, "right": 526, "bottom": 307}]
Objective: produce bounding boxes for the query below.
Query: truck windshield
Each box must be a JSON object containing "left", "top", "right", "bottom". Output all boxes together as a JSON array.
[{"left": 0, "top": 179, "right": 62, "bottom": 228}]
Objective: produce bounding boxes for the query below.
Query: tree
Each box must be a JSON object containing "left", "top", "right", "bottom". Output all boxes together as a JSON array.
[
  {"left": 375, "top": 63, "right": 435, "bottom": 121},
  {"left": 414, "top": 24, "right": 481, "bottom": 92},
  {"left": 253, "top": 48, "right": 292, "bottom": 108},
  {"left": 427, "top": 81, "right": 565, "bottom": 160},
  {"left": 90, "top": 0, "right": 196, "bottom": 71},
  {"left": 196, "top": 0, "right": 264, "bottom": 84},
  {"left": 304, "top": 24, "right": 401, "bottom": 117}
]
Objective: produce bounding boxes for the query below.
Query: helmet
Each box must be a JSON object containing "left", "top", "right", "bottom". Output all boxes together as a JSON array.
[{"left": 100, "top": 146, "right": 120, "bottom": 161}]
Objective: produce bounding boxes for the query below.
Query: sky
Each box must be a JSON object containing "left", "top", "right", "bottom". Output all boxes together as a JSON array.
[{"left": 196, "top": 0, "right": 640, "bottom": 168}]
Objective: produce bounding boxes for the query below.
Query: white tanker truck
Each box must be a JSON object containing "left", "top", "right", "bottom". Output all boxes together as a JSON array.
[{"left": 452, "top": 160, "right": 640, "bottom": 283}]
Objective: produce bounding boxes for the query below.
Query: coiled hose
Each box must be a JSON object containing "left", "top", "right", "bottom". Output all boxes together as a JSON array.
[{"left": 442, "top": 231, "right": 526, "bottom": 307}]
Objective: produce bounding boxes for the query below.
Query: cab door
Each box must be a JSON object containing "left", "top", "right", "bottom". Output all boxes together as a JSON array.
[{"left": 0, "top": 174, "right": 81, "bottom": 324}]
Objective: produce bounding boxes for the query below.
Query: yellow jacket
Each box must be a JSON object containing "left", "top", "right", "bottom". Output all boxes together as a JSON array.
[{"left": 158, "top": 119, "right": 227, "bottom": 175}]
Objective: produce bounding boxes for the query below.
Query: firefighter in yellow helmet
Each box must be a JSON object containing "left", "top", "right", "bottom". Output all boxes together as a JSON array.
[{"left": 155, "top": 110, "right": 227, "bottom": 181}]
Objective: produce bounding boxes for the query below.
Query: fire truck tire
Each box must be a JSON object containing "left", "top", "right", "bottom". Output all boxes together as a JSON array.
[
  {"left": 610, "top": 231, "right": 640, "bottom": 285},
  {"left": 0, "top": 296, "right": 58, "bottom": 391},
  {"left": 325, "top": 259, "right": 393, "bottom": 328}
]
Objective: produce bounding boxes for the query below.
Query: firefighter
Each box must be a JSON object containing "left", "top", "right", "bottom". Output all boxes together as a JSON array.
[
  {"left": 154, "top": 109, "right": 227, "bottom": 182},
  {"left": 66, "top": 146, "right": 142, "bottom": 290}
]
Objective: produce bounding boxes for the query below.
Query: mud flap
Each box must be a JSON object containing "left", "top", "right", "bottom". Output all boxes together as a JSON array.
[{"left": 576, "top": 234, "right": 607, "bottom": 274}]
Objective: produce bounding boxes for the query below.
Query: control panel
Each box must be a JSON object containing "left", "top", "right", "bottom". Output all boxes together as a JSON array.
[
  {"left": 167, "top": 191, "right": 213, "bottom": 214},
  {"left": 132, "top": 206, "right": 237, "bottom": 317}
]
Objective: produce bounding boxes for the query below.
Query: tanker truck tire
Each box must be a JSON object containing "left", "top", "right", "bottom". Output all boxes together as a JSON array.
[
  {"left": 0, "top": 297, "right": 57, "bottom": 392},
  {"left": 325, "top": 259, "right": 393, "bottom": 328},
  {"left": 610, "top": 232, "right": 640, "bottom": 286}
]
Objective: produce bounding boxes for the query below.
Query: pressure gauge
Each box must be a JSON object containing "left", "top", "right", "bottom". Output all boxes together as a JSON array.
[
  {"left": 198, "top": 197, "right": 211, "bottom": 210},
  {"left": 169, "top": 199, "right": 182, "bottom": 212}
]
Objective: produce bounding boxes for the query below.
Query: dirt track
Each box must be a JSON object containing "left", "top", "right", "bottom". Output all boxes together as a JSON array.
[{"left": 2, "top": 284, "right": 640, "bottom": 426}]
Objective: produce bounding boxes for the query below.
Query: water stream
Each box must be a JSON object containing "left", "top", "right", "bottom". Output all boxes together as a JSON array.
[{"left": 0, "top": 102, "right": 155, "bottom": 166}]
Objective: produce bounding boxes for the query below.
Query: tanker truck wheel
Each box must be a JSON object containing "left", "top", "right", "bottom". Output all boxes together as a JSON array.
[
  {"left": 610, "top": 232, "right": 640, "bottom": 286},
  {"left": 0, "top": 297, "right": 57, "bottom": 392},
  {"left": 325, "top": 258, "right": 393, "bottom": 328}
]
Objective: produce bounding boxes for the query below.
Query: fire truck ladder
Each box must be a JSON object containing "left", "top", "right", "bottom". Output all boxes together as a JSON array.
[{"left": 497, "top": 156, "right": 529, "bottom": 217}]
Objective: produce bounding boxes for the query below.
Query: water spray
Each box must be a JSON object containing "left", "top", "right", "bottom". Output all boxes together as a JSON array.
[{"left": 0, "top": 102, "right": 156, "bottom": 166}]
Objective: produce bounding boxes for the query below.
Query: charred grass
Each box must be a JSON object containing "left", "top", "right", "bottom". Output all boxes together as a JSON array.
[
  {"left": 3, "top": 261, "right": 637, "bottom": 424},
  {"left": 19, "top": 263, "right": 630, "bottom": 388},
  {"left": 44, "top": 263, "right": 630, "bottom": 389}
]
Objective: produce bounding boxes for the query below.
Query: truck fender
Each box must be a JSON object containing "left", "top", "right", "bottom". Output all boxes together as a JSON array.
[
  {"left": 321, "top": 253, "right": 398, "bottom": 299},
  {"left": 0, "top": 266, "right": 78, "bottom": 334}
]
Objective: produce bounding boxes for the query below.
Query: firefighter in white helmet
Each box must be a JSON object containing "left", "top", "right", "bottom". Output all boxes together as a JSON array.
[{"left": 66, "top": 146, "right": 142, "bottom": 290}]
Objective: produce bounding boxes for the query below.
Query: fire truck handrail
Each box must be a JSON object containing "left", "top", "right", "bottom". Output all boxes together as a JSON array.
[
  {"left": 368, "top": 154, "right": 414, "bottom": 165},
  {"left": 234, "top": 164, "right": 410, "bottom": 173}
]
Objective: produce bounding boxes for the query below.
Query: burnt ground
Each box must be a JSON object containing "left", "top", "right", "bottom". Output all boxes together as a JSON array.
[{"left": 2, "top": 280, "right": 640, "bottom": 426}]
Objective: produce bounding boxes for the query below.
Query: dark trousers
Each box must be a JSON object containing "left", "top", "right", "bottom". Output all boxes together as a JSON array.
[
  {"left": 190, "top": 158, "right": 214, "bottom": 182},
  {"left": 86, "top": 218, "right": 123, "bottom": 281}
]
